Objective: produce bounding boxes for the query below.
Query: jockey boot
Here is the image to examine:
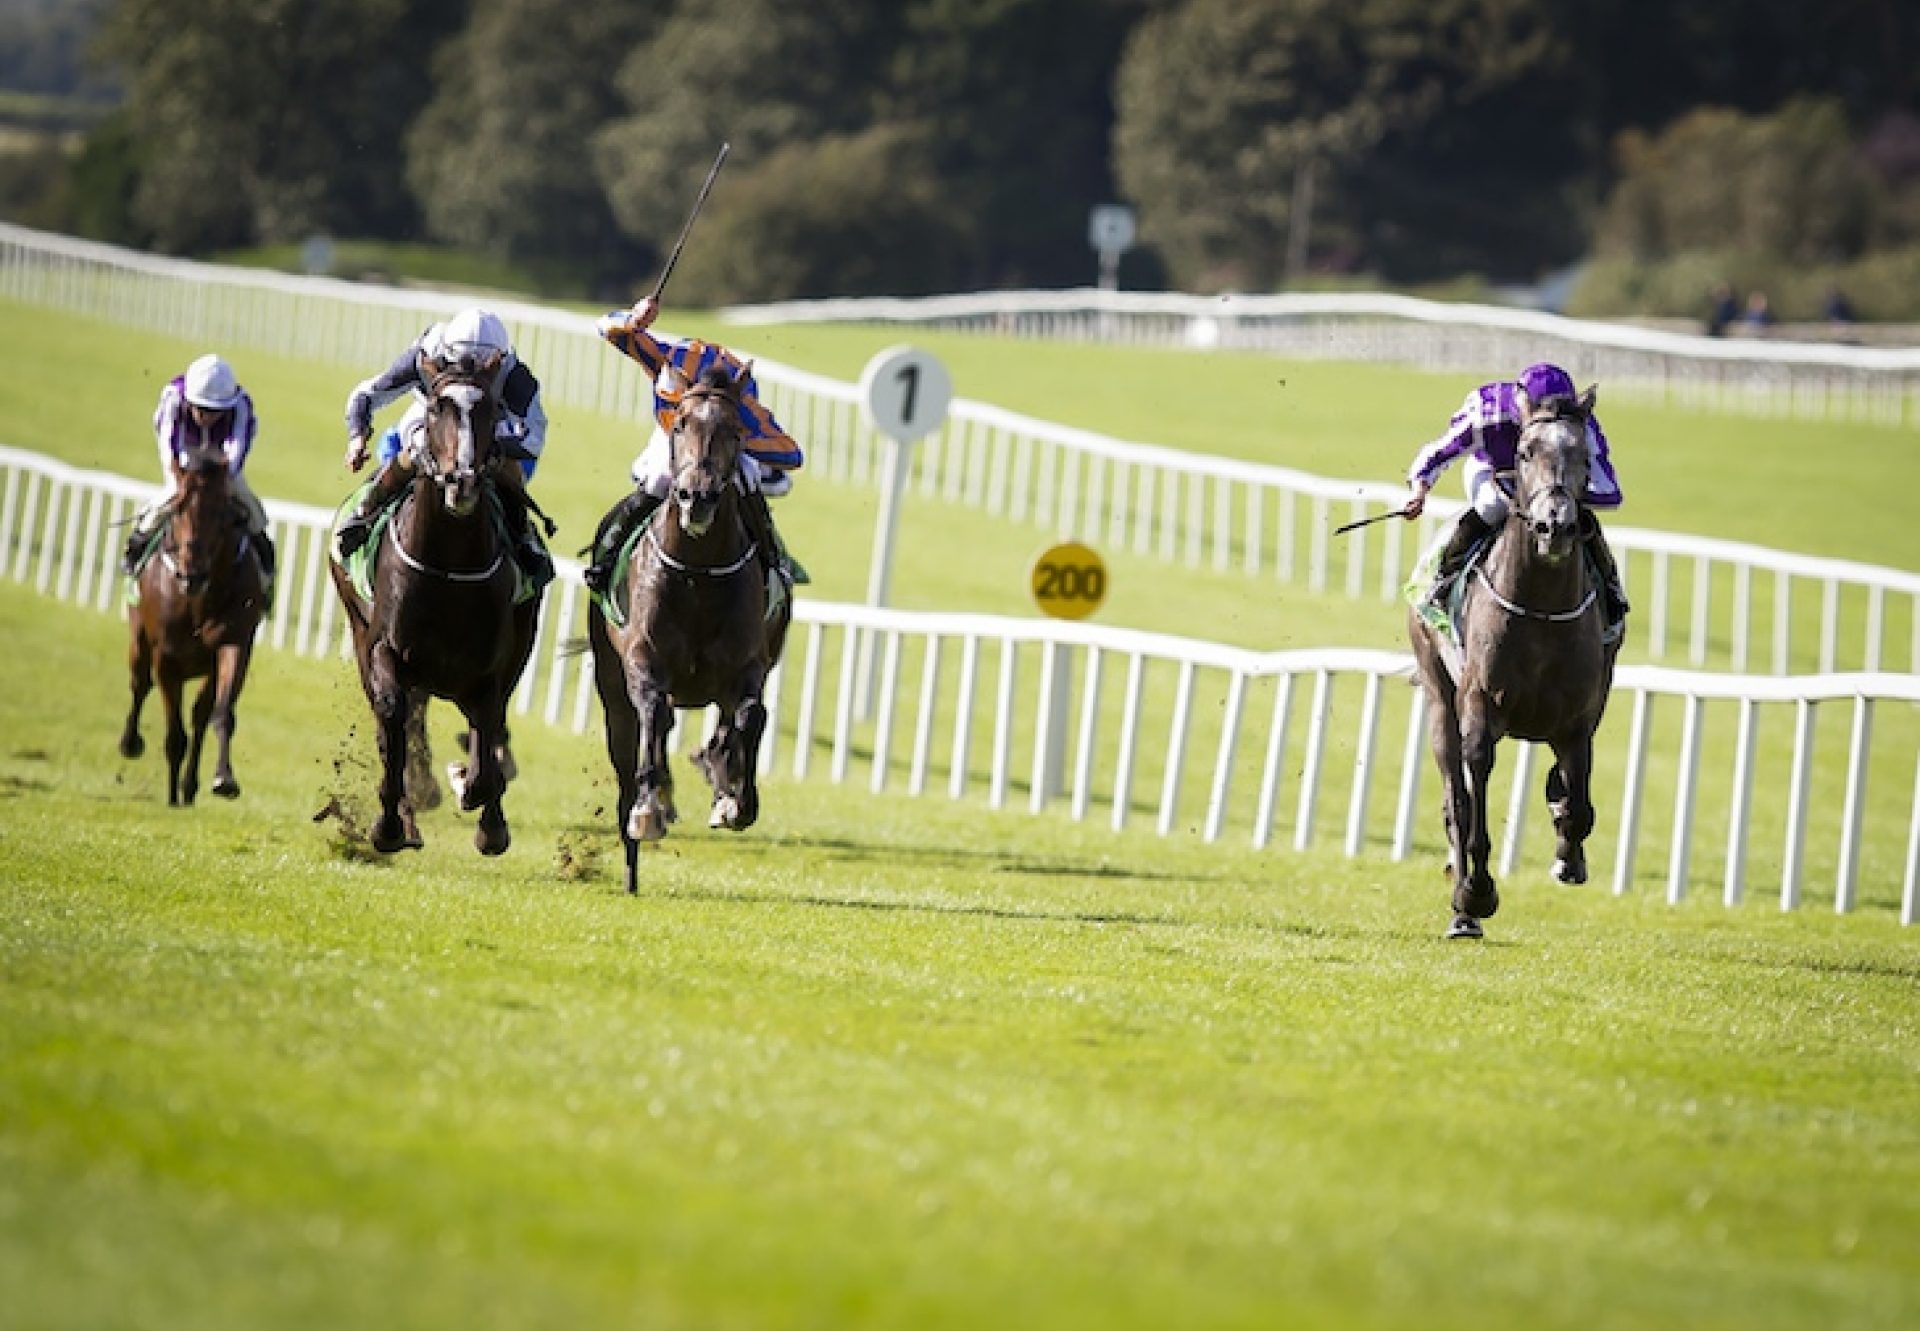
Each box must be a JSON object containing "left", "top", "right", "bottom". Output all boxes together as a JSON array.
[
  {"left": 337, "top": 459, "right": 409, "bottom": 557},
  {"left": 1426, "top": 510, "right": 1493, "bottom": 610},
  {"left": 582, "top": 488, "right": 662, "bottom": 595},
  {"left": 1582, "top": 510, "right": 1630, "bottom": 622},
  {"left": 490, "top": 464, "right": 552, "bottom": 587},
  {"left": 254, "top": 527, "right": 277, "bottom": 581},
  {"left": 740, "top": 486, "right": 803, "bottom": 586},
  {"left": 121, "top": 525, "right": 152, "bottom": 577}
]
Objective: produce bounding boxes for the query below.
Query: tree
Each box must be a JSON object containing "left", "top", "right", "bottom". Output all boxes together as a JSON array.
[
  {"left": 405, "top": 0, "right": 660, "bottom": 286},
  {"left": 1113, "top": 0, "right": 1583, "bottom": 291},
  {"left": 99, "top": 0, "right": 464, "bottom": 252}
]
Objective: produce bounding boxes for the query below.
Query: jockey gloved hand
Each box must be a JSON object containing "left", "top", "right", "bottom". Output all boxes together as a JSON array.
[
  {"left": 1404, "top": 478, "right": 1431, "bottom": 519},
  {"left": 345, "top": 433, "right": 370, "bottom": 472},
  {"left": 626, "top": 297, "right": 659, "bottom": 329}
]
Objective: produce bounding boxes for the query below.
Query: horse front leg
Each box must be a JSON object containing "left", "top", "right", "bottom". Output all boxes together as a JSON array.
[
  {"left": 709, "top": 683, "right": 769, "bottom": 832},
  {"left": 1454, "top": 697, "right": 1501, "bottom": 927},
  {"left": 158, "top": 662, "right": 189, "bottom": 807},
  {"left": 120, "top": 620, "right": 153, "bottom": 759},
  {"left": 207, "top": 641, "right": 253, "bottom": 799},
  {"left": 1421, "top": 682, "right": 1476, "bottom": 934},
  {"left": 1546, "top": 732, "right": 1596, "bottom": 885},
  {"left": 461, "top": 693, "right": 512, "bottom": 857},
  {"left": 366, "top": 648, "right": 419, "bottom": 853},
  {"left": 627, "top": 677, "right": 677, "bottom": 845},
  {"left": 181, "top": 675, "right": 216, "bottom": 805}
]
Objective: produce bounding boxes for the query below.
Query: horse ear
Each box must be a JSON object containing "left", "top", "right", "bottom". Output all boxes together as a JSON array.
[
  {"left": 1513, "top": 386, "right": 1532, "bottom": 419},
  {"left": 1578, "top": 384, "right": 1599, "bottom": 416},
  {"left": 734, "top": 359, "right": 754, "bottom": 390}
]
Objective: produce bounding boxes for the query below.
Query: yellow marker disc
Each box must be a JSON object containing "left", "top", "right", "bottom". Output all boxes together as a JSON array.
[{"left": 1030, "top": 542, "right": 1108, "bottom": 621}]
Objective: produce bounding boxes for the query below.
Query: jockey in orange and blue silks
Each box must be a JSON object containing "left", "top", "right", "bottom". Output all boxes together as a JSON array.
[
  {"left": 1404, "top": 362, "right": 1629, "bottom": 623},
  {"left": 581, "top": 298, "right": 805, "bottom": 593},
  {"left": 122, "top": 353, "right": 275, "bottom": 581}
]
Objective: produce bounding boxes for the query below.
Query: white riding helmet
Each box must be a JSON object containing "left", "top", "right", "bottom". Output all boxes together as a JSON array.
[
  {"left": 435, "top": 308, "right": 512, "bottom": 370},
  {"left": 182, "top": 354, "right": 243, "bottom": 410}
]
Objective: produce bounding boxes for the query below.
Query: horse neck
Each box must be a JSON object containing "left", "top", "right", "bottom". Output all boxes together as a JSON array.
[
  {"left": 657, "top": 488, "right": 751, "bottom": 567},
  {"left": 395, "top": 470, "right": 497, "bottom": 563},
  {"left": 1486, "top": 508, "right": 1588, "bottom": 604}
]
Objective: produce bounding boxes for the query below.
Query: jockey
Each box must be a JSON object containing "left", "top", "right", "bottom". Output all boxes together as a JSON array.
[
  {"left": 336, "top": 307, "right": 551, "bottom": 582},
  {"left": 122, "top": 354, "right": 275, "bottom": 581},
  {"left": 1405, "top": 362, "right": 1629, "bottom": 624},
  {"left": 580, "top": 297, "right": 803, "bottom": 595}
]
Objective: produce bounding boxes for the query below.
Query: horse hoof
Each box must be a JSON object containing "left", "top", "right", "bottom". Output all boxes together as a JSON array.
[
  {"left": 212, "top": 775, "right": 240, "bottom": 799},
  {"left": 1454, "top": 883, "right": 1499, "bottom": 919},
  {"left": 1445, "top": 914, "right": 1485, "bottom": 940},
  {"left": 119, "top": 733, "right": 144, "bottom": 759},
  {"left": 370, "top": 817, "right": 409, "bottom": 854},
  {"left": 629, "top": 804, "right": 669, "bottom": 843},
  {"left": 1551, "top": 857, "right": 1587, "bottom": 885},
  {"left": 709, "top": 797, "right": 737, "bottom": 829},
  {"left": 475, "top": 823, "right": 510, "bottom": 856}
]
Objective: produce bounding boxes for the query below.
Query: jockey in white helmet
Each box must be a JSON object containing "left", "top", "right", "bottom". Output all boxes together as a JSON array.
[
  {"left": 336, "top": 308, "right": 552, "bottom": 582},
  {"left": 122, "top": 353, "right": 276, "bottom": 582}
]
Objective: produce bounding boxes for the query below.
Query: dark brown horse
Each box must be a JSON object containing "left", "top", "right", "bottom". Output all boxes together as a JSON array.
[
  {"left": 589, "top": 362, "right": 792, "bottom": 893},
  {"left": 1408, "top": 386, "right": 1621, "bottom": 939},
  {"left": 329, "top": 362, "right": 542, "bottom": 855},
  {"left": 119, "top": 449, "right": 266, "bottom": 805}
]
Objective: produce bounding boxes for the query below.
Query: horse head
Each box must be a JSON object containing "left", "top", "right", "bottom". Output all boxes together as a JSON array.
[
  {"left": 166, "top": 447, "right": 236, "bottom": 594},
  {"left": 417, "top": 357, "right": 502, "bottom": 518},
  {"left": 1512, "top": 383, "right": 1596, "bottom": 565},
  {"left": 668, "top": 361, "right": 749, "bottom": 538}
]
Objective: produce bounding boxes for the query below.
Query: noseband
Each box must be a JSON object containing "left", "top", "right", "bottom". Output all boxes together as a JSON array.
[{"left": 650, "top": 385, "right": 757, "bottom": 578}]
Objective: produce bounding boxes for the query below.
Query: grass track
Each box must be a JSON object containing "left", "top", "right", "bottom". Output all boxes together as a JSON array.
[{"left": 3, "top": 577, "right": 1919, "bottom": 1330}]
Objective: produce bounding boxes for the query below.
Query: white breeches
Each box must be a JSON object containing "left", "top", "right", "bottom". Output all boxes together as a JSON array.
[
  {"left": 1464, "top": 457, "right": 1512, "bottom": 525},
  {"left": 630, "top": 428, "right": 789, "bottom": 498}
]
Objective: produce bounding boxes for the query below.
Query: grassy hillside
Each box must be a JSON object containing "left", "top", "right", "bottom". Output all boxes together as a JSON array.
[{"left": 3, "top": 582, "right": 1917, "bottom": 1331}]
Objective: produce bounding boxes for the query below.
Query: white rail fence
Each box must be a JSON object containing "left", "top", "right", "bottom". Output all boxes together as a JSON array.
[
  {"left": 6, "top": 445, "right": 1916, "bottom": 926},
  {"left": 724, "top": 288, "right": 1920, "bottom": 427},
  {"left": 4, "top": 224, "right": 1918, "bottom": 681}
]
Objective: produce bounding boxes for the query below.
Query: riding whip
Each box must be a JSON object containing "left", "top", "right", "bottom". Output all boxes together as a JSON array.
[
  {"left": 1333, "top": 505, "right": 1416, "bottom": 536},
  {"left": 649, "top": 142, "right": 731, "bottom": 304}
]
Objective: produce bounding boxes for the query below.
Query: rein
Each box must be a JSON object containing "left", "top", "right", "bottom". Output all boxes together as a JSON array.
[
  {"left": 383, "top": 483, "right": 507, "bottom": 583},
  {"left": 645, "top": 525, "right": 757, "bottom": 579},
  {"left": 1477, "top": 471, "right": 1595, "bottom": 623}
]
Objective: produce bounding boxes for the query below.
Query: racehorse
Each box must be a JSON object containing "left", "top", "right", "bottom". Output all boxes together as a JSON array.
[
  {"left": 589, "top": 361, "right": 792, "bottom": 893},
  {"left": 119, "top": 449, "right": 266, "bottom": 805},
  {"left": 1407, "top": 385, "right": 1621, "bottom": 939},
  {"left": 329, "top": 358, "right": 542, "bottom": 855}
]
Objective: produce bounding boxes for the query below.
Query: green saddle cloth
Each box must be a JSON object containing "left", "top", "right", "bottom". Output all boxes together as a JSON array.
[
  {"left": 122, "top": 521, "right": 274, "bottom": 613},
  {"left": 590, "top": 507, "right": 806, "bottom": 630},
  {"left": 331, "top": 483, "right": 545, "bottom": 607}
]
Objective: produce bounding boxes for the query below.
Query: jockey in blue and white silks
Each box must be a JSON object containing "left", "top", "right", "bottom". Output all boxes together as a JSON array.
[
  {"left": 581, "top": 298, "right": 805, "bottom": 594},
  {"left": 1404, "top": 362, "right": 1628, "bottom": 621},
  {"left": 123, "top": 354, "right": 274, "bottom": 579},
  {"left": 335, "top": 308, "right": 551, "bottom": 582}
]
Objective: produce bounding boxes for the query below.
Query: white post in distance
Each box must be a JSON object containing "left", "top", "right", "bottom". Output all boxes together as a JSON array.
[{"left": 857, "top": 347, "right": 952, "bottom": 718}]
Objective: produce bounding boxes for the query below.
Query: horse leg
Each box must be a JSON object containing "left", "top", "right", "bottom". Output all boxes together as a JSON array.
[
  {"left": 404, "top": 699, "right": 442, "bottom": 811},
  {"left": 181, "top": 676, "right": 216, "bottom": 806},
  {"left": 591, "top": 625, "right": 643, "bottom": 892},
  {"left": 366, "top": 649, "right": 418, "bottom": 852},
  {"left": 158, "top": 663, "right": 189, "bottom": 807},
  {"left": 1419, "top": 682, "right": 1477, "bottom": 936},
  {"left": 710, "top": 691, "right": 769, "bottom": 833},
  {"left": 208, "top": 642, "right": 253, "bottom": 799},
  {"left": 1455, "top": 699, "right": 1501, "bottom": 924},
  {"left": 627, "top": 680, "right": 676, "bottom": 846},
  {"left": 120, "top": 620, "right": 153, "bottom": 759},
  {"left": 1546, "top": 733, "right": 1596, "bottom": 885},
  {"left": 462, "top": 695, "right": 511, "bottom": 856}
]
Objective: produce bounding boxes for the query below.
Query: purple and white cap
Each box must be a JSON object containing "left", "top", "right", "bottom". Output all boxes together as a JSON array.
[{"left": 1518, "top": 362, "right": 1576, "bottom": 404}]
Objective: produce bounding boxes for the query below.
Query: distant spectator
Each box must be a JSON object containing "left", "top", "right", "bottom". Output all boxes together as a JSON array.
[
  {"left": 1706, "top": 282, "right": 1738, "bottom": 337},
  {"left": 1824, "top": 286, "right": 1857, "bottom": 325},
  {"left": 1743, "top": 290, "right": 1774, "bottom": 332}
]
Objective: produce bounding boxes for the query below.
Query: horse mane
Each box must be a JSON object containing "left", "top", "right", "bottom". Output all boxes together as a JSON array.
[{"left": 1530, "top": 393, "right": 1586, "bottom": 422}]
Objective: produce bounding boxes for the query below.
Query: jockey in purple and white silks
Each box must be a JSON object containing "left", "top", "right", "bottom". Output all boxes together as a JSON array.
[
  {"left": 335, "top": 307, "right": 551, "bottom": 582},
  {"left": 1404, "top": 362, "right": 1629, "bottom": 623},
  {"left": 122, "top": 354, "right": 275, "bottom": 580}
]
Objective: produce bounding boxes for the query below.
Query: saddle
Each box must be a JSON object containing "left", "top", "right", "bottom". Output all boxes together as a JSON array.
[
  {"left": 589, "top": 504, "right": 794, "bottom": 631},
  {"left": 330, "top": 482, "right": 543, "bottom": 607},
  {"left": 1404, "top": 530, "right": 1623, "bottom": 684}
]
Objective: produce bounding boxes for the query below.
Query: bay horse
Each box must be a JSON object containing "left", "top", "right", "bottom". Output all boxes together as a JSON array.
[
  {"left": 1408, "top": 385, "right": 1621, "bottom": 939},
  {"left": 119, "top": 449, "right": 266, "bottom": 805},
  {"left": 589, "top": 361, "right": 792, "bottom": 893},
  {"left": 328, "top": 359, "right": 542, "bottom": 855}
]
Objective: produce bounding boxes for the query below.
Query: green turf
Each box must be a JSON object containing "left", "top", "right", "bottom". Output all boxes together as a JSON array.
[{"left": 4, "top": 578, "right": 1918, "bottom": 1331}]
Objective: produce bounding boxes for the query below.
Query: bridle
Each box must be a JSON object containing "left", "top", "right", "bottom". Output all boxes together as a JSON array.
[
  {"left": 1476, "top": 416, "right": 1598, "bottom": 623},
  {"left": 382, "top": 370, "right": 508, "bottom": 582},
  {"left": 648, "top": 383, "right": 757, "bottom": 578}
]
